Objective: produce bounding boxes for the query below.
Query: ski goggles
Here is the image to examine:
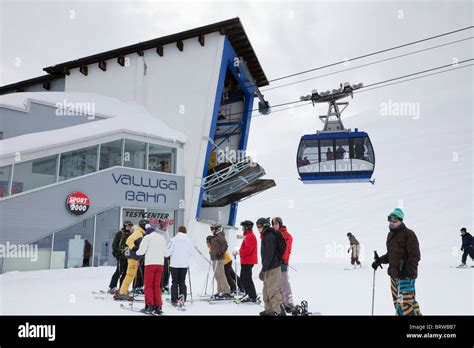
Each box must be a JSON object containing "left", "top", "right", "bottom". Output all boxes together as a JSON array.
[{"left": 387, "top": 215, "right": 401, "bottom": 222}]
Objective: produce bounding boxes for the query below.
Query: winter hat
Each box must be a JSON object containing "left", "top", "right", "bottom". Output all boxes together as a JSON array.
[
  {"left": 388, "top": 208, "right": 404, "bottom": 221},
  {"left": 178, "top": 225, "right": 187, "bottom": 233},
  {"left": 271, "top": 217, "right": 283, "bottom": 227}
]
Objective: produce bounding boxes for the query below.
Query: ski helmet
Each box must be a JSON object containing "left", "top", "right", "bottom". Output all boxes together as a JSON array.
[
  {"left": 271, "top": 217, "right": 283, "bottom": 227},
  {"left": 206, "top": 235, "right": 213, "bottom": 243},
  {"left": 138, "top": 219, "right": 149, "bottom": 230},
  {"left": 157, "top": 219, "right": 168, "bottom": 231},
  {"left": 123, "top": 220, "right": 133, "bottom": 228},
  {"left": 210, "top": 223, "right": 222, "bottom": 234},
  {"left": 256, "top": 217, "right": 270, "bottom": 228},
  {"left": 240, "top": 220, "right": 254, "bottom": 230}
]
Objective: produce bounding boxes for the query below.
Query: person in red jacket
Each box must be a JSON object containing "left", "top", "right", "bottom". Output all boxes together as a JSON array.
[
  {"left": 272, "top": 217, "right": 295, "bottom": 313},
  {"left": 233, "top": 220, "right": 259, "bottom": 303}
]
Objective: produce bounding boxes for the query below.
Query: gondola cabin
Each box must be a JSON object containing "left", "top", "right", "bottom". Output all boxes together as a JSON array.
[{"left": 297, "top": 129, "right": 375, "bottom": 183}]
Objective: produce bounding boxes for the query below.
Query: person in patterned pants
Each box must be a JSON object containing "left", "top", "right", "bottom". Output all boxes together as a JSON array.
[{"left": 390, "top": 278, "right": 422, "bottom": 316}]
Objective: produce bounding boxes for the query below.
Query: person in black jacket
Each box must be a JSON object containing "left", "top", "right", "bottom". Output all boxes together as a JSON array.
[
  {"left": 108, "top": 221, "right": 133, "bottom": 293},
  {"left": 257, "top": 217, "right": 285, "bottom": 316},
  {"left": 459, "top": 227, "right": 474, "bottom": 267}
]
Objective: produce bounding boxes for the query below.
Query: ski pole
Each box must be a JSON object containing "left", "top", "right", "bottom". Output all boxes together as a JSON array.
[
  {"left": 233, "top": 254, "right": 238, "bottom": 296},
  {"left": 288, "top": 264, "right": 298, "bottom": 272},
  {"left": 188, "top": 266, "right": 193, "bottom": 304},
  {"left": 202, "top": 260, "right": 211, "bottom": 295},
  {"left": 371, "top": 250, "right": 383, "bottom": 315}
]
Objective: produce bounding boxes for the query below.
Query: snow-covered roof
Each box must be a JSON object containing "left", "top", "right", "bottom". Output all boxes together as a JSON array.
[{"left": 0, "top": 92, "right": 187, "bottom": 158}]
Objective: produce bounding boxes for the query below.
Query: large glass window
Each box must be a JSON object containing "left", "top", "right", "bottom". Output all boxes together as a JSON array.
[
  {"left": 2, "top": 235, "right": 53, "bottom": 272},
  {"left": 94, "top": 207, "right": 120, "bottom": 267},
  {"left": 12, "top": 155, "right": 58, "bottom": 194},
  {"left": 335, "top": 138, "right": 351, "bottom": 172},
  {"left": 59, "top": 146, "right": 98, "bottom": 181},
  {"left": 319, "top": 139, "right": 335, "bottom": 173},
  {"left": 99, "top": 140, "right": 123, "bottom": 170},
  {"left": 52, "top": 217, "right": 95, "bottom": 268},
  {"left": 148, "top": 144, "right": 176, "bottom": 173},
  {"left": 124, "top": 140, "right": 146, "bottom": 169},
  {"left": 0, "top": 165, "right": 12, "bottom": 197}
]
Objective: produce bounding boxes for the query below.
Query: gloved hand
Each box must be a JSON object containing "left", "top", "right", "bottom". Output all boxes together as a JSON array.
[
  {"left": 259, "top": 271, "right": 264, "bottom": 281},
  {"left": 232, "top": 250, "right": 239, "bottom": 256},
  {"left": 347, "top": 248, "right": 350, "bottom": 253},
  {"left": 461, "top": 247, "right": 464, "bottom": 251},
  {"left": 112, "top": 251, "right": 118, "bottom": 258},
  {"left": 371, "top": 259, "right": 381, "bottom": 270}
]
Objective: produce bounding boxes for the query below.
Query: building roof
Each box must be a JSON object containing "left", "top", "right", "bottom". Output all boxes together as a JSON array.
[
  {"left": 43, "top": 17, "right": 268, "bottom": 87},
  {"left": 0, "top": 92, "right": 187, "bottom": 160},
  {"left": 0, "top": 74, "right": 60, "bottom": 94}
]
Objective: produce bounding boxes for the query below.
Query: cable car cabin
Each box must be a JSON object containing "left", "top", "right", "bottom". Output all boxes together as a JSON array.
[{"left": 296, "top": 130, "right": 375, "bottom": 183}]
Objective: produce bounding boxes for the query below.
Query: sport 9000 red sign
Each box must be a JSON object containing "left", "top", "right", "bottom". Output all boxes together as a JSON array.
[{"left": 66, "top": 192, "right": 90, "bottom": 215}]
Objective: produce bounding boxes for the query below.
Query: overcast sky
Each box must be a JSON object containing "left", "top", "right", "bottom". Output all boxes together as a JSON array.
[{"left": 1, "top": 1, "right": 473, "bottom": 254}]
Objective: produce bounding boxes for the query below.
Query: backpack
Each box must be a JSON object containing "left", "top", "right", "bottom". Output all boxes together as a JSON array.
[{"left": 273, "top": 229, "right": 287, "bottom": 261}]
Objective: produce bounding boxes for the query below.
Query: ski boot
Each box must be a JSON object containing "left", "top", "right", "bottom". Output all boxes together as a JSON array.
[
  {"left": 152, "top": 305, "right": 163, "bottom": 315},
  {"left": 284, "top": 305, "right": 295, "bottom": 314},
  {"left": 107, "top": 287, "right": 117, "bottom": 294},
  {"left": 259, "top": 310, "right": 275, "bottom": 316},
  {"left": 114, "top": 293, "right": 134, "bottom": 301},
  {"left": 141, "top": 304, "right": 154, "bottom": 314}
]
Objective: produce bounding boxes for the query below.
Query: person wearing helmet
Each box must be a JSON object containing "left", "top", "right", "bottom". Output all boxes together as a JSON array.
[
  {"left": 114, "top": 219, "right": 148, "bottom": 301},
  {"left": 347, "top": 232, "right": 361, "bottom": 268},
  {"left": 372, "top": 208, "right": 422, "bottom": 316},
  {"left": 272, "top": 217, "right": 295, "bottom": 313},
  {"left": 234, "top": 220, "right": 258, "bottom": 303},
  {"left": 108, "top": 221, "right": 133, "bottom": 293},
  {"left": 155, "top": 219, "right": 172, "bottom": 294},
  {"left": 256, "top": 217, "right": 285, "bottom": 316},
  {"left": 208, "top": 223, "right": 231, "bottom": 299}
]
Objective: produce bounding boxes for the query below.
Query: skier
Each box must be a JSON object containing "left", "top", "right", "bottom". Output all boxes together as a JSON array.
[
  {"left": 114, "top": 219, "right": 147, "bottom": 301},
  {"left": 167, "top": 225, "right": 193, "bottom": 305},
  {"left": 257, "top": 217, "right": 286, "bottom": 316},
  {"left": 223, "top": 250, "right": 244, "bottom": 295},
  {"left": 459, "top": 227, "right": 474, "bottom": 267},
  {"left": 208, "top": 223, "right": 232, "bottom": 299},
  {"left": 372, "top": 208, "right": 422, "bottom": 316},
  {"left": 233, "top": 220, "right": 258, "bottom": 303},
  {"left": 155, "top": 219, "right": 171, "bottom": 294},
  {"left": 347, "top": 232, "right": 361, "bottom": 267},
  {"left": 136, "top": 224, "right": 167, "bottom": 315},
  {"left": 108, "top": 221, "right": 133, "bottom": 293},
  {"left": 272, "top": 217, "right": 295, "bottom": 313}
]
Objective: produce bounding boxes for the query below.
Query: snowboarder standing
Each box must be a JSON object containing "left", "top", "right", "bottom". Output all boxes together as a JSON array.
[
  {"left": 167, "top": 225, "right": 193, "bottom": 305},
  {"left": 136, "top": 224, "right": 167, "bottom": 315},
  {"left": 233, "top": 220, "right": 258, "bottom": 303},
  {"left": 272, "top": 217, "right": 295, "bottom": 313},
  {"left": 114, "top": 219, "right": 147, "bottom": 301},
  {"left": 257, "top": 217, "right": 286, "bottom": 316},
  {"left": 208, "top": 223, "right": 232, "bottom": 299},
  {"left": 347, "top": 232, "right": 361, "bottom": 267},
  {"left": 459, "top": 227, "right": 474, "bottom": 267},
  {"left": 372, "top": 208, "right": 422, "bottom": 316},
  {"left": 108, "top": 221, "right": 133, "bottom": 293}
]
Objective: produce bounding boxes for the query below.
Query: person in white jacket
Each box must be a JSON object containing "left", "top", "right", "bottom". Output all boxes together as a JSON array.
[
  {"left": 136, "top": 224, "right": 167, "bottom": 315},
  {"left": 167, "top": 225, "right": 193, "bottom": 305}
]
